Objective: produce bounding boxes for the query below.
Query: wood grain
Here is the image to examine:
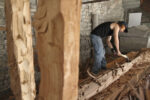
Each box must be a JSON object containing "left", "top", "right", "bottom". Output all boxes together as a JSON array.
[
  {"left": 79, "top": 50, "right": 150, "bottom": 100},
  {"left": 33, "top": 0, "right": 81, "bottom": 100},
  {"left": 5, "top": 0, "right": 36, "bottom": 100}
]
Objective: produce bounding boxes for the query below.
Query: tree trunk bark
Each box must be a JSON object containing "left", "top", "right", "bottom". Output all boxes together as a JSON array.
[
  {"left": 5, "top": 0, "right": 36, "bottom": 100},
  {"left": 33, "top": 0, "right": 81, "bottom": 100}
]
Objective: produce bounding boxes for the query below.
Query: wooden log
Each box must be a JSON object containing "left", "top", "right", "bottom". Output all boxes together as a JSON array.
[
  {"left": 5, "top": 0, "right": 36, "bottom": 100},
  {"left": 139, "top": 86, "right": 145, "bottom": 100},
  {"left": 117, "top": 86, "right": 131, "bottom": 100},
  {"left": 79, "top": 51, "right": 139, "bottom": 85},
  {"left": 78, "top": 50, "right": 150, "bottom": 100},
  {"left": 145, "top": 80, "right": 150, "bottom": 100},
  {"left": 91, "top": 59, "right": 150, "bottom": 100},
  {"left": 33, "top": 0, "right": 81, "bottom": 100},
  {"left": 128, "top": 83, "right": 143, "bottom": 100},
  {"left": 106, "top": 51, "right": 139, "bottom": 68}
]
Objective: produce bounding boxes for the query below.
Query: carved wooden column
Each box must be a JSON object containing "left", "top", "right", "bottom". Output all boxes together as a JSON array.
[
  {"left": 5, "top": 0, "right": 36, "bottom": 100},
  {"left": 33, "top": 0, "right": 81, "bottom": 100}
]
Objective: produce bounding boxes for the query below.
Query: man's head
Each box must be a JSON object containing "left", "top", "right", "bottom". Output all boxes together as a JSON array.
[{"left": 117, "top": 21, "right": 128, "bottom": 33}]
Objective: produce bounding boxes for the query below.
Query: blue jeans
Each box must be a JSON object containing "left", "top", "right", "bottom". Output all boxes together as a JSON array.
[{"left": 90, "top": 34, "right": 107, "bottom": 74}]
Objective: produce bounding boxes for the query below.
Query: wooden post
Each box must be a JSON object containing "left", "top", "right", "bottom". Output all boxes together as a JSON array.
[
  {"left": 5, "top": 0, "right": 36, "bottom": 100},
  {"left": 33, "top": 0, "right": 81, "bottom": 100}
]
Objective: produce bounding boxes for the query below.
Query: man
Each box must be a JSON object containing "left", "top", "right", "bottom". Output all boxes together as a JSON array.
[{"left": 90, "top": 21, "right": 128, "bottom": 75}]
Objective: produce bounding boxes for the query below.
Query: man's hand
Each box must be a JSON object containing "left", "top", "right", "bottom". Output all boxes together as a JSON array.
[
  {"left": 117, "top": 51, "right": 122, "bottom": 56},
  {"left": 117, "top": 51, "right": 128, "bottom": 58},
  {"left": 118, "top": 53, "right": 131, "bottom": 62},
  {"left": 111, "top": 48, "right": 117, "bottom": 55}
]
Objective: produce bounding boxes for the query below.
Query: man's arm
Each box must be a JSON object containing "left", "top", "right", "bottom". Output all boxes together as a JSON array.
[
  {"left": 106, "top": 36, "right": 113, "bottom": 49},
  {"left": 106, "top": 36, "right": 117, "bottom": 54},
  {"left": 113, "top": 25, "right": 122, "bottom": 56}
]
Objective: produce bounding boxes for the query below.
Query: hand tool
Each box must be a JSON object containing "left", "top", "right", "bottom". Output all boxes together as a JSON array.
[{"left": 120, "top": 54, "right": 131, "bottom": 62}]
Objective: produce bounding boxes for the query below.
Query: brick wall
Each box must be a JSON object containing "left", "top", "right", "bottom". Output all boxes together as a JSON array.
[{"left": 0, "top": 0, "right": 9, "bottom": 92}]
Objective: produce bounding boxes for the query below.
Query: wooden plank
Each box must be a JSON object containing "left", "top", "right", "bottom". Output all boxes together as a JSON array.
[
  {"left": 78, "top": 50, "right": 150, "bottom": 100},
  {"left": 33, "top": 0, "right": 81, "bottom": 100},
  {"left": 5, "top": 0, "right": 36, "bottom": 100}
]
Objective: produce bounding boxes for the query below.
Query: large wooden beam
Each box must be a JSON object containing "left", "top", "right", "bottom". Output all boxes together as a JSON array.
[
  {"left": 33, "top": 0, "right": 81, "bottom": 100},
  {"left": 92, "top": 62, "right": 150, "bottom": 100},
  {"left": 106, "top": 51, "right": 139, "bottom": 68},
  {"left": 78, "top": 50, "right": 150, "bottom": 100},
  {"left": 5, "top": 0, "right": 36, "bottom": 100}
]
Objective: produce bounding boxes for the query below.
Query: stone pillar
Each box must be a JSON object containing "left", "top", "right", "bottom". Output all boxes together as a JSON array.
[{"left": 92, "top": 13, "right": 99, "bottom": 29}]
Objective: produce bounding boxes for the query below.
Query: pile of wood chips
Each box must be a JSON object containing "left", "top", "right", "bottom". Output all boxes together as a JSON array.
[
  {"left": 116, "top": 74, "right": 150, "bottom": 100},
  {"left": 90, "top": 61, "right": 150, "bottom": 100}
]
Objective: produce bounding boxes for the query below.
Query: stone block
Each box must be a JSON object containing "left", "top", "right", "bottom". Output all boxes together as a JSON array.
[
  {"left": 120, "top": 25, "right": 150, "bottom": 52},
  {"left": 123, "top": 0, "right": 140, "bottom": 9}
]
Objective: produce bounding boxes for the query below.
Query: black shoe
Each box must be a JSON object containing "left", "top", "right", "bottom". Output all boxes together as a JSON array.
[{"left": 87, "top": 68, "right": 99, "bottom": 77}]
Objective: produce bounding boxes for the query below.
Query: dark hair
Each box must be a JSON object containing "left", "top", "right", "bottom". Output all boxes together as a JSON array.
[
  {"left": 117, "top": 21, "right": 126, "bottom": 27},
  {"left": 117, "top": 21, "right": 128, "bottom": 33}
]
